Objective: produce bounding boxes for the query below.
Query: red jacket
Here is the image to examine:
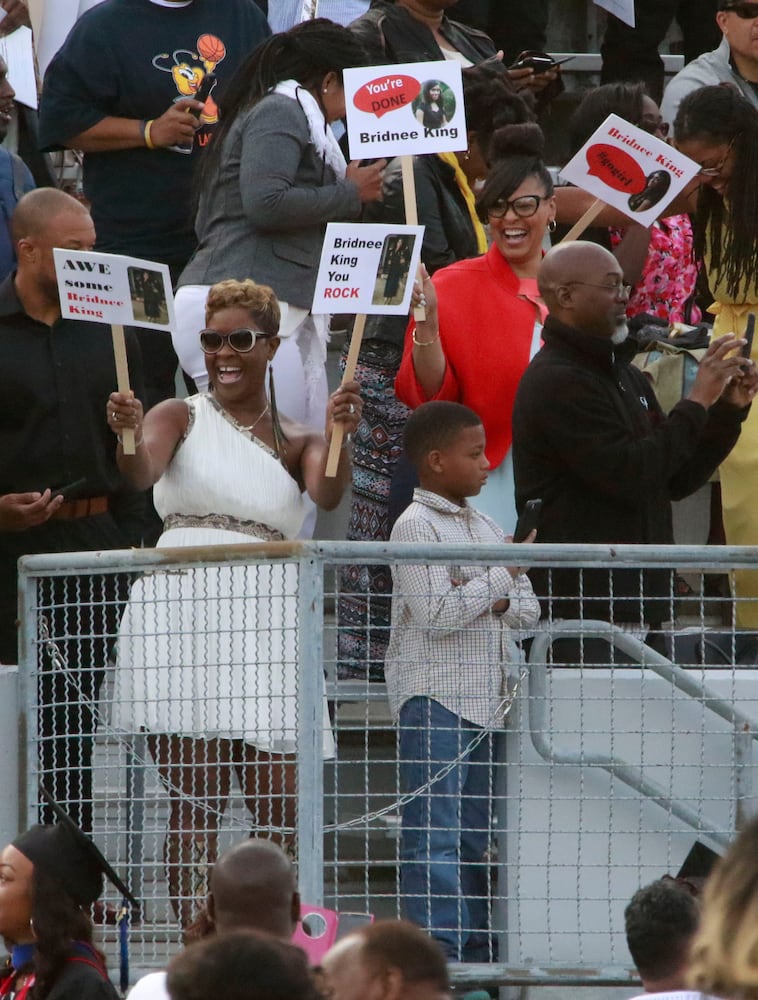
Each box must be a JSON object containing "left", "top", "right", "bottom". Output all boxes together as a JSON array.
[{"left": 395, "top": 244, "right": 537, "bottom": 468}]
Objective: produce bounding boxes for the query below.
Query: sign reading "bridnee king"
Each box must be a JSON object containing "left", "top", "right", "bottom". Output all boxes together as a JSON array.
[
  {"left": 559, "top": 113, "right": 699, "bottom": 228},
  {"left": 53, "top": 248, "right": 176, "bottom": 332},
  {"left": 344, "top": 60, "right": 466, "bottom": 160}
]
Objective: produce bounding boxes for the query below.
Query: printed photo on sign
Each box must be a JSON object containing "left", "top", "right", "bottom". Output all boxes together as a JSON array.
[
  {"left": 128, "top": 267, "right": 169, "bottom": 325},
  {"left": 559, "top": 113, "right": 699, "bottom": 228},
  {"left": 54, "top": 248, "right": 176, "bottom": 332},
  {"left": 344, "top": 60, "right": 466, "bottom": 160},
  {"left": 372, "top": 234, "right": 417, "bottom": 306},
  {"left": 412, "top": 80, "right": 455, "bottom": 129},
  {"left": 312, "top": 222, "right": 424, "bottom": 315}
]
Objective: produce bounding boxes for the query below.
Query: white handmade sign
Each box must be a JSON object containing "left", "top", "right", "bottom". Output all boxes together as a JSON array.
[
  {"left": 312, "top": 223, "right": 424, "bottom": 315},
  {"left": 344, "top": 60, "right": 466, "bottom": 160},
  {"left": 559, "top": 113, "right": 699, "bottom": 228},
  {"left": 594, "top": 0, "right": 635, "bottom": 28},
  {"left": 53, "top": 249, "right": 175, "bottom": 332},
  {"left": 0, "top": 27, "right": 37, "bottom": 109}
]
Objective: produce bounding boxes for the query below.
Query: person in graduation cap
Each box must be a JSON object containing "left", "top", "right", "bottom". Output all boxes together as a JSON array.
[{"left": 0, "top": 810, "right": 136, "bottom": 1000}]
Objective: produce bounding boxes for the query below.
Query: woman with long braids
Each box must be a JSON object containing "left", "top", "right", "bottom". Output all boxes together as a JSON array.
[
  {"left": 108, "top": 279, "right": 361, "bottom": 927},
  {"left": 0, "top": 819, "right": 134, "bottom": 1000},
  {"left": 674, "top": 84, "right": 758, "bottom": 625},
  {"left": 173, "top": 20, "right": 383, "bottom": 537}
]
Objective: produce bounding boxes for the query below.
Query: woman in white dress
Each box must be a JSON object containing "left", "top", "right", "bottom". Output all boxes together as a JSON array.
[{"left": 106, "top": 279, "right": 361, "bottom": 926}]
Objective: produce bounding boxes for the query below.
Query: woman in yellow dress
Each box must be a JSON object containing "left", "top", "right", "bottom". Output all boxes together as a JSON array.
[{"left": 674, "top": 84, "right": 758, "bottom": 626}]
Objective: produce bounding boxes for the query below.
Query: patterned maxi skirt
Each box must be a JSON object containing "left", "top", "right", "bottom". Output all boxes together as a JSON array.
[{"left": 337, "top": 339, "right": 410, "bottom": 680}]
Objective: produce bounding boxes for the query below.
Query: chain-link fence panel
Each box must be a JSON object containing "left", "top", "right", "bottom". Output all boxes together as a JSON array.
[{"left": 17, "top": 542, "right": 758, "bottom": 987}]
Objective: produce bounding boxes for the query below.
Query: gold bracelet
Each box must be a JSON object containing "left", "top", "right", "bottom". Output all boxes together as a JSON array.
[
  {"left": 143, "top": 119, "right": 156, "bottom": 150},
  {"left": 412, "top": 328, "right": 440, "bottom": 347}
]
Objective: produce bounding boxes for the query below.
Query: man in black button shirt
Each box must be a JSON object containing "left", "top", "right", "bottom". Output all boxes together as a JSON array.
[{"left": 0, "top": 188, "right": 145, "bottom": 829}]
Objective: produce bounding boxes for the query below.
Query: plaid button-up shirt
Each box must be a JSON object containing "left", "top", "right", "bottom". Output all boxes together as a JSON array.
[{"left": 385, "top": 489, "right": 540, "bottom": 729}]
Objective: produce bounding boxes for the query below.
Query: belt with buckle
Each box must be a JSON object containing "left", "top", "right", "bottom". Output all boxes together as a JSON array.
[{"left": 50, "top": 496, "right": 109, "bottom": 521}]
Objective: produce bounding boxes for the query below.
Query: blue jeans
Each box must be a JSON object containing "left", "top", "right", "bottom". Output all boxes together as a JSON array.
[{"left": 398, "top": 696, "right": 495, "bottom": 961}]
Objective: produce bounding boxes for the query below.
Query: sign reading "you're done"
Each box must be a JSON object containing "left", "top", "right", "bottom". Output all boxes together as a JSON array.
[{"left": 344, "top": 59, "right": 467, "bottom": 160}]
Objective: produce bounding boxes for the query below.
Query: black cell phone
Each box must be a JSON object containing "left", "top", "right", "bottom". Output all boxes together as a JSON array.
[
  {"left": 51, "top": 477, "right": 87, "bottom": 500},
  {"left": 509, "top": 54, "right": 573, "bottom": 73},
  {"left": 513, "top": 498, "right": 542, "bottom": 543},
  {"left": 742, "top": 313, "right": 755, "bottom": 359},
  {"left": 190, "top": 72, "right": 216, "bottom": 118}
]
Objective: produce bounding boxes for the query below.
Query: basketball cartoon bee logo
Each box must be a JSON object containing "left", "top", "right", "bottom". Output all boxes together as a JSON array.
[{"left": 152, "top": 34, "right": 226, "bottom": 125}]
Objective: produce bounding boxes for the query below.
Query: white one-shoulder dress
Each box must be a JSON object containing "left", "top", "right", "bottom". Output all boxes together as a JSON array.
[{"left": 112, "top": 394, "right": 334, "bottom": 756}]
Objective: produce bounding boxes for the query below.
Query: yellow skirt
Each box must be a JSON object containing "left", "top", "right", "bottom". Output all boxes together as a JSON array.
[{"left": 712, "top": 302, "right": 758, "bottom": 626}]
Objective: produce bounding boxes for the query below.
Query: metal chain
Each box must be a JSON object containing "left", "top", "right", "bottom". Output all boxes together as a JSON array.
[{"left": 33, "top": 617, "right": 525, "bottom": 836}]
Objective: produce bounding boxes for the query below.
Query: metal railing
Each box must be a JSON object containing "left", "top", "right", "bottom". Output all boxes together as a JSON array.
[{"left": 16, "top": 541, "right": 758, "bottom": 985}]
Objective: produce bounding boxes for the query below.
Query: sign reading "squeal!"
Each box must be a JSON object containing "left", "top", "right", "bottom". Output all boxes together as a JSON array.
[{"left": 559, "top": 113, "right": 699, "bottom": 227}]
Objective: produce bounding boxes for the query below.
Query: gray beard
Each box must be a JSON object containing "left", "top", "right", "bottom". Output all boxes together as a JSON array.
[{"left": 611, "top": 322, "right": 629, "bottom": 346}]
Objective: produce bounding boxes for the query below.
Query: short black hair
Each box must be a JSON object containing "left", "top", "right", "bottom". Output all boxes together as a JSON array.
[
  {"left": 167, "top": 931, "right": 320, "bottom": 1000},
  {"left": 568, "top": 81, "right": 648, "bottom": 156},
  {"left": 625, "top": 880, "right": 700, "bottom": 981},
  {"left": 403, "top": 401, "right": 482, "bottom": 469}
]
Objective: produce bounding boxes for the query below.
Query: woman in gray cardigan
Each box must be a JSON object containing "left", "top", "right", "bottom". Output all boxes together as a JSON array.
[{"left": 175, "top": 21, "right": 384, "bottom": 509}]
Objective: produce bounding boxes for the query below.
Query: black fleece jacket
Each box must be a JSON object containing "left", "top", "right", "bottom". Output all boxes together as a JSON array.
[{"left": 512, "top": 315, "right": 748, "bottom": 624}]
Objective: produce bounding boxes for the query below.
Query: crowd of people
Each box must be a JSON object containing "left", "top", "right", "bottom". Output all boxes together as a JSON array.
[
  {"left": 7, "top": 811, "right": 758, "bottom": 1000},
  {"left": 1, "top": 0, "right": 758, "bottom": 989}
]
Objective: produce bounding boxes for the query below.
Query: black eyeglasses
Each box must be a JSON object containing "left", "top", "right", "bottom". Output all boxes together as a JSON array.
[
  {"left": 722, "top": 1, "right": 758, "bottom": 17},
  {"left": 566, "top": 280, "right": 632, "bottom": 298},
  {"left": 199, "top": 328, "right": 272, "bottom": 354},
  {"left": 696, "top": 136, "right": 737, "bottom": 177},
  {"left": 488, "top": 194, "right": 548, "bottom": 219}
]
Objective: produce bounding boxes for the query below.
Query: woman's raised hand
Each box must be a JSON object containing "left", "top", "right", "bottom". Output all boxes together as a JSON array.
[
  {"left": 325, "top": 380, "right": 362, "bottom": 441},
  {"left": 411, "top": 267, "right": 438, "bottom": 329},
  {"left": 346, "top": 159, "right": 387, "bottom": 203}
]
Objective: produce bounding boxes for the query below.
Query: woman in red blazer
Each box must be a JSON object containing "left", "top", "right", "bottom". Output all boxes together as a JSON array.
[{"left": 395, "top": 122, "right": 555, "bottom": 532}]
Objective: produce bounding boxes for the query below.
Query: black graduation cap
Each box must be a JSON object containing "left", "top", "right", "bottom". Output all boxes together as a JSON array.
[
  {"left": 12, "top": 787, "right": 138, "bottom": 908},
  {"left": 660, "top": 840, "right": 722, "bottom": 899},
  {"left": 676, "top": 840, "right": 720, "bottom": 882}
]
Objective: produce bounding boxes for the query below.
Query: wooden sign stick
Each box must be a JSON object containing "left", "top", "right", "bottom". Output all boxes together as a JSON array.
[
  {"left": 111, "top": 324, "right": 136, "bottom": 455},
  {"left": 325, "top": 313, "right": 366, "bottom": 478},
  {"left": 558, "top": 197, "right": 606, "bottom": 244},
  {"left": 401, "top": 155, "right": 426, "bottom": 322},
  {"left": 325, "top": 157, "right": 422, "bottom": 477}
]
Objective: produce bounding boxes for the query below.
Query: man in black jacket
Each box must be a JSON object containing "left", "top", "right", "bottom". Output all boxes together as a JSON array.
[{"left": 512, "top": 242, "right": 756, "bottom": 656}]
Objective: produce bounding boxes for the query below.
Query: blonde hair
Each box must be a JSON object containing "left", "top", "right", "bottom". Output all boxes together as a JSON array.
[
  {"left": 205, "top": 279, "right": 280, "bottom": 337},
  {"left": 688, "top": 819, "right": 758, "bottom": 998}
]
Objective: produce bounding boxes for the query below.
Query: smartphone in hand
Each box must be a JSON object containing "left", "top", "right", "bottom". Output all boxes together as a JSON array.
[
  {"left": 190, "top": 73, "right": 216, "bottom": 118},
  {"left": 51, "top": 477, "right": 87, "bottom": 501},
  {"left": 513, "top": 499, "right": 542, "bottom": 543},
  {"left": 742, "top": 313, "right": 755, "bottom": 359},
  {"left": 509, "top": 52, "right": 573, "bottom": 74}
]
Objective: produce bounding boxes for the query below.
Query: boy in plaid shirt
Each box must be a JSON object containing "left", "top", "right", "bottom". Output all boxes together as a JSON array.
[{"left": 385, "top": 400, "right": 539, "bottom": 960}]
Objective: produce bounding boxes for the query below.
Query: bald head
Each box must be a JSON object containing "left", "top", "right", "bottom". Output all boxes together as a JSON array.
[
  {"left": 537, "top": 242, "right": 629, "bottom": 341},
  {"left": 208, "top": 839, "right": 299, "bottom": 939},
  {"left": 12, "top": 188, "right": 96, "bottom": 319},
  {"left": 12, "top": 188, "right": 91, "bottom": 245}
]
